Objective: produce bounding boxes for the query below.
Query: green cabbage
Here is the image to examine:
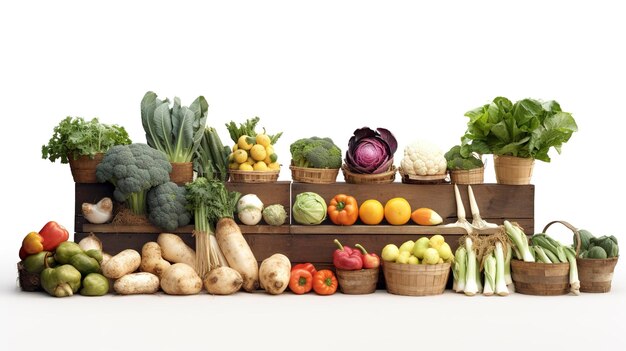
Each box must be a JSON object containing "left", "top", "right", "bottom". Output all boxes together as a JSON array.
[
  {"left": 292, "top": 192, "right": 327, "bottom": 225},
  {"left": 262, "top": 204, "right": 287, "bottom": 226}
]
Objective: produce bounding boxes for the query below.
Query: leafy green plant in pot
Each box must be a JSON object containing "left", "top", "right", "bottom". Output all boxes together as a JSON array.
[
  {"left": 41, "top": 117, "right": 131, "bottom": 183},
  {"left": 462, "top": 97, "right": 578, "bottom": 185},
  {"left": 444, "top": 144, "right": 484, "bottom": 184},
  {"left": 141, "top": 91, "right": 208, "bottom": 185}
]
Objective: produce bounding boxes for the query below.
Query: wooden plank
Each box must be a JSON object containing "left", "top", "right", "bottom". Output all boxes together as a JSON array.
[
  {"left": 291, "top": 182, "right": 534, "bottom": 220},
  {"left": 289, "top": 221, "right": 533, "bottom": 235},
  {"left": 82, "top": 224, "right": 289, "bottom": 234}
]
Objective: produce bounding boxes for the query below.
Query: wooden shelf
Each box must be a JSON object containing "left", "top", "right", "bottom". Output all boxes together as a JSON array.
[
  {"left": 82, "top": 224, "right": 289, "bottom": 235},
  {"left": 290, "top": 224, "right": 503, "bottom": 235}
]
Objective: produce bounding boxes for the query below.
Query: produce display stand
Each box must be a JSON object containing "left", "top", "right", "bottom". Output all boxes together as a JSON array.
[{"left": 74, "top": 181, "right": 534, "bottom": 273}]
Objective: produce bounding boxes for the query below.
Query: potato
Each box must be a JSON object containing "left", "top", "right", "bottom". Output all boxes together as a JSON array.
[
  {"left": 114, "top": 272, "right": 160, "bottom": 295},
  {"left": 102, "top": 249, "right": 141, "bottom": 279},
  {"left": 204, "top": 267, "right": 243, "bottom": 295},
  {"left": 160, "top": 263, "right": 202, "bottom": 295},
  {"left": 259, "top": 253, "right": 291, "bottom": 295},
  {"left": 157, "top": 233, "right": 196, "bottom": 268},
  {"left": 140, "top": 242, "right": 171, "bottom": 278}
]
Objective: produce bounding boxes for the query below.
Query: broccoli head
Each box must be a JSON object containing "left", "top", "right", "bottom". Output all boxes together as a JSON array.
[
  {"left": 290, "top": 137, "right": 342, "bottom": 169},
  {"left": 96, "top": 143, "right": 172, "bottom": 215},
  {"left": 147, "top": 181, "right": 191, "bottom": 231}
]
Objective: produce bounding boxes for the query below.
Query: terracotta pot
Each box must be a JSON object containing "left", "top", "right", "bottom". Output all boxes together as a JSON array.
[
  {"left": 68, "top": 153, "right": 104, "bottom": 183},
  {"left": 170, "top": 162, "right": 194, "bottom": 185},
  {"left": 493, "top": 155, "right": 534, "bottom": 185}
]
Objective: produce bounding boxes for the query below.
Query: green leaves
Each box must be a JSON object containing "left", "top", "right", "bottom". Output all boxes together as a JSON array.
[
  {"left": 42, "top": 117, "right": 131, "bottom": 163},
  {"left": 141, "top": 91, "right": 208, "bottom": 163},
  {"left": 461, "top": 97, "right": 577, "bottom": 162}
]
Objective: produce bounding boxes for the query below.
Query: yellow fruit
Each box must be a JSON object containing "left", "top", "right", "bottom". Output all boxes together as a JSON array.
[
  {"left": 250, "top": 144, "right": 267, "bottom": 161},
  {"left": 423, "top": 248, "right": 440, "bottom": 264},
  {"left": 245, "top": 157, "right": 255, "bottom": 165},
  {"left": 412, "top": 237, "right": 430, "bottom": 259},
  {"left": 237, "top": 135, "right": 254, "bottom": 150},
  {"left": 429, "top": 234, "right": 445, "bottom": 249},
  {"left": 268, "top": 162, "right": 280, "bottom": 171},
  {"left": 265, "top": 145, "right": 275, "bottom": 155},
  {"left": 228, "top": 162, "right": 240, "bottom": 170},
  {"left": 437, "top": 242, "right": 453, "bottom": 261},
  {"left": 408, "top": 255, "right": 420, "bottom": 265},
  {"left": 399, "top": 240, "right": 415, "bottom": 254},
  {"left": 384, "top": 197, "right": 412, "bottom": 225},
  {"left": 381, "top": 244, "right": 399, "bottom": 262},
  {"left": 233, "top": 144, "right": 239, "bottom": 152},
  {"left": 396, "top": 251, "right": 411, "bottom": 264},
  {"left": 233, "top": 149, "right": 248, "bottom": 164},
  {"left": 359, "top": 199, "right": 384, "bottom": 225},
  {"left": 238, "top": 163, "right": 253, "bottom": 171},
  {"left": 256, "top": 134, "right": 271, "bottom": 147},
  {"left": 411, "top": 208, "right": 443, "bottom": 226},
  {"left": 253, "top": 161, "right": 268, "bottom": 171}
]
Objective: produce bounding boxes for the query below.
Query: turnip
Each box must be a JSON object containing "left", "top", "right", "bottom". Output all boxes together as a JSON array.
[
  {"left": 160, "top": 263, "right": 203, "bottom": 295},
  {"left": 237, "top": 194, "right": 264, "bottom": 225},
  {"left": 259, "top": 253, "right": 291, "bottom": 295},
  {"left": 203, "top": 266, "right": 243, "bottom": 295}
]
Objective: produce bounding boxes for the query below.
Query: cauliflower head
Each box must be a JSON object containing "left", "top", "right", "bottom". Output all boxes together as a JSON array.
[{"left": 400, "top": 140, "right": 447, "bottom": 176}]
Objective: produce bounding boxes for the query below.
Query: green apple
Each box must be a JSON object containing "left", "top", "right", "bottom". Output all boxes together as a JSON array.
[
  {"left": 399, "top": 240, "right": 415, "bottom": 254},
  {"left": 395, "top": 251, "right": 411, "bottom": 264},
  {"left": 412, "top": 237, "right": 430, "bottom": 259},
  {"left": 423, "top": 248, "right": 440, "bottom": 264},
  {"left": 381, "top": 244, "right": 400, "bottom": 262},
  {"left": 408, "top": 255, "right": 419, "bottom": 265}
]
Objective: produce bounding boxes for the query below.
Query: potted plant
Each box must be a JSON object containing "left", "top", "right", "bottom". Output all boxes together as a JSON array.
[
  {"left": 444, "top": 145, "right": 484, "bottom": 184},
  {"left": 140, "top": 91, "right": 208, "bottom": 185},
  {"left": 41, "top": 116, "right": 131, "bottom": 183},
  {"left": 461, "top": 97, "right": 578, "bottom": 185}
]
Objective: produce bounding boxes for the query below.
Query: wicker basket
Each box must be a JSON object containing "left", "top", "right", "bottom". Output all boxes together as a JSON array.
[
  {"left": 169, "top": 162, "right": 194, "bottom": 185},
  {"left": 17, "top": 261, "right": 42, "bottom": 292},
  {"left": 336, "top": 268, "right": 379, "bottom": 294},
  {"left": 229, "top": 169, "right": 279, "bottom": 183},
  {"left": 493, "top": 155, "right": 534, "bottom": 185},
  {"left": 341, "top": 165, "right": 396, "bottom": 184},
  {"left": 450, "top": 166, "right": 484, "bottom": 185},
  {"left": 290, "top": 165, "right": 339, "bottom": 184},
  {"left": 510, "top": 260, "right": 570, "bottom": 295},
  {"left": 382, "top": 261, "right": 450, "bottom": 296},
  {"left": 543, "top": 220, "right": 619, "bottom": 293},
  {"left": 398, "top": 167, "right": 449, "bottom": 184},
  {"left": 68, "top": 153, "right": 104, "bottom": 183}
]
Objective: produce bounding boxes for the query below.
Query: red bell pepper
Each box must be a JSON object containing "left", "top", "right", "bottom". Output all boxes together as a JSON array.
[
  {"left": 312, "top": 269, "right": 338, "bottom": 295},
  {"left": 291, "top": 263, "right": 317, "bottom": 277},
  {"left": 355, "top": 243, "right": 380, "bottom": 269},
  {"left": 289, "top": 269, "right": 313, "bottom": 294},
  {"left": 39, "top": 221, "right": 69, "bottom": 252},
  {"left": 333, "top": 239, "right": 363, "bottom": 270},
  {"left": 21, "top": 232, "right": 44, "bottom": 256}
]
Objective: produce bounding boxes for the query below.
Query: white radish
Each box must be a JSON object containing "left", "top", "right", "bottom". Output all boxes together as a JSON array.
[{"left": 216, "top": 218, "right": 259, "bottom": 292}]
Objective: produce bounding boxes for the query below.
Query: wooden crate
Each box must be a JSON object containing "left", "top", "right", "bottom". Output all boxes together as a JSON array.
[{"left": 74, "top": 182, "right": 534, "bottom": 270}]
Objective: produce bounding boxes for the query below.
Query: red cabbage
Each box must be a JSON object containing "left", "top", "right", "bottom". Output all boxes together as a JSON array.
[{"left": 345, "top": 127, "right": 398, "bottom": 174}]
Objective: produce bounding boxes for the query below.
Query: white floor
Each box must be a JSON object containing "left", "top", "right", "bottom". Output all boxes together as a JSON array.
[{"left": 2, "top": 263, "right": 624, "bottom": 351}]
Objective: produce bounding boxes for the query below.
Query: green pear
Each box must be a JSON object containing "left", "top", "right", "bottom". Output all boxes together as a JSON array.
[
  {"left": 408, "top": 255, "right": 419, "bottom": 265},
  {"left": 423, "top": 248, "right": 440, "bottom": 265},
  {"left": 412, "top": 237, "right": 430, "bottom": 259},
  {"left": 399, "top": 240, "right": 415, "bottom": 254},
  {"left": 437, "top": 242, "right": 454, "bottom": 261},
  {"left": 381, "top": 244, "right": 400, "bottom": 262},
  {"left": 396, "top": 251, "right": 411, "bottom": 264}
]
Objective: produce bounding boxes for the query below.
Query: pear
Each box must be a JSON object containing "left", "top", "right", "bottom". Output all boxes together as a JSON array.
[
  {"left": 396, "top": 251, "right": 411, "bottom": 264},
  {"left": 423, "top": 248, "right": 440, "bottom": 265},
  {"left": 381, "top": 244, "right": 400, "bottom": 262},
  {"left": 429, "top": 235, "right": 445, "bottom": 249},
  {"left": 399, "top": 240, "right": 415, "bottom": 254},
  {"left": 437, "top": 242, "right": 454, "bottom": 261},
  {"left": 408, "top": 255, "right": 419, "bottom": 265},
  {"left": 412, "top": 237, "right": 430, "bottom": 259}
]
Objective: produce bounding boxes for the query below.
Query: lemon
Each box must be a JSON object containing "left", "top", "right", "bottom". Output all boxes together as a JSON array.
[
  {"left": 250, "top": 144, "right": 267, "bottom": 161},
  {"left": 233, "top": 149, "right": 248, "bottom": 164},
  {"left": 238, "top": 163, "right": 253, "bottom": 171},
  {"left": 245, "top": 157, "right": 255, "bottom": 165},
  {"left": 253, "top": 161, "right": 268, "bottom": 171},
  {"left": 268, "top": 162, "right": 280, "bottom": 171},
  {"left": 237, "top": 135, "right": 254, "bottom": 150},
  {"left": 256, "top": 134, "right": 271, "bottom": 147},
  {"left": 229, "top": 162, "right": 240, "bottom": 170},
  {"left": 233, "top": 143, "right": 239, "bottom": 152}
]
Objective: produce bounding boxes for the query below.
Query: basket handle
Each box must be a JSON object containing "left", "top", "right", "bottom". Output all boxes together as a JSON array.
[{"left": 541, "top": 220, "right": 581, "bottom": 256}]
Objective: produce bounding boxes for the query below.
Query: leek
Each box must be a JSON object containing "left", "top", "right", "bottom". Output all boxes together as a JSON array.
[
  {"left": 464, "top": 238, "right": 478, "bottom": 296},
  {"left": 483, "top": 253, "right": 496, "bottom": 296},
  {"left": 504, "top": 220, "right": 535, "bottom": 262},
  {"left": 453, "top": 246, "right": 467, "bottom": 293},
  {"left": 533, "top": 246, "right": 553, "bottom": 263},
  {"left": 494, "top": 242, "right": 509, "bottom": 296},
  {"left": 564, "top": 246, "right": 580, "bottom": 295},
  {"left": 504, "top": 243, "right": 513, "bottom": 286}
]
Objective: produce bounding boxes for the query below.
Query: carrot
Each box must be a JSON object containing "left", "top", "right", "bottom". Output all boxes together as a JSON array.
[{"left": 216, "top": 217, "right": 259, "bottom": 292}]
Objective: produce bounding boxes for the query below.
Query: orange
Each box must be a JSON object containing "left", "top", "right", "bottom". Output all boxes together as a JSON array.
[
  {"left": 359, "top": 199, "right": 384, "bottom": 225},
  {"left": 384, "top": 197, "right": 412, "bottom": 225}
]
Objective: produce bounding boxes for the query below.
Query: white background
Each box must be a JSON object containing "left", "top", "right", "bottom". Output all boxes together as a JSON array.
[{"left": 1, "top": 1, "right": 625, "bottom": 350}]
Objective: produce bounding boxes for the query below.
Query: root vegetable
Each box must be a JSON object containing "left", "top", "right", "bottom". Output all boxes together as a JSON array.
[
  {"left": 259, "top": 253, "right": 291, "bottom": 295},
  {"left": 82, "top": 197, "right": 113, "bottom": 224},
  {"left": 216, "top": 218, "right": 259, "bottom": 292},
  {"left": 140, "top": 242, "right": 171, "bottom": 278},
  {"left": 78, "top": 234, "right": 102, "bottom": 252},
  {"left": 101, "top": 252, "right": 112, "bottom": 267},
  {"left": 102, "top": 249, "right": 141, "bottom": 279},
  {"left": 113, "top": 272, "right": 160, "bottom": 295},
  {"left": 204, "top": 266, "right": 243, "bottom": 295},
  {"left": 160, "top": 263, "right": 203, "bottom": 295},
  {"left": 157, "top": 233, "right": 196, "bottom": 268}
]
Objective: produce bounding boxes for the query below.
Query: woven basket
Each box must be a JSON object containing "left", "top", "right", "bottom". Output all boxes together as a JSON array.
[
  {"left": 543, "top": 220, "right": 618, "bottom": 293},
  {"left": 382, "top": 261, "right": 450, "bottom": 296},
  {"left": 169, "top": 162, "right": 194, "bottom": 185},
  {"left": 229, "top": 169, "right": 279, "bottom": 183},
  {"left": 336, "top": 268, "right": 379, "bottom": 294},
  {"left": 450, "top": 166, "right": 484, "bottom": 185},
  {"left": 290, "top": 165, "right": 339, "bottom": 184},
  {"left": 398, "top": 168, "right": 449, "bottom": 184},
  {"left": 17, "top": 261, "right": 41, "bottom": 292},
  {"left": 68, "top": 153, "right": 104, "bottom": 183},
  {"left": 493, "top": 155, "right": 534, "bottom": 185},
  {"left": 342, "top": 165, "right": 396, "bottom": 184},
  {"left": 510, "top": 260, "right": 570, "bottom": 295}
]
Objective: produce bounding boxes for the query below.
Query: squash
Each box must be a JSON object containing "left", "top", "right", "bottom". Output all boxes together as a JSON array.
[
  {"left": 591, "top": 236, "right": 619, "bottom": 258},
  {"left": 586, "top": 246, "right": 608, "bottom": 259},
  {"left": 574, "top": 229, "right": 594, "bottom": 251}
]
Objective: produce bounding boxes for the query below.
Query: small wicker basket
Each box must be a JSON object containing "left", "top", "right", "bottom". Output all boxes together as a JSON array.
[
  {"left": 510, "top": 260, "right": 570, "bottom": 295},
  {"left": 493, "top": 155, "right": 534, "bottom": 185},
  {"left": 449, "top": 166, "right": 484, "bottom": 185},
  {"left": 382, "top": 261, "right": 450, "bottom": 296},
  {"left": 17, "top": 261, "right": 41, "bottom": 292},
  {"left": 169, "top": 162, "right": 194, "bottom": 185},
  {"left": 229, "top": 169, "right": 279, "bottom": 183},
  {"left": 290, "top": 165, "right": 339, "bottom": 184},
  {"left": 398, "top": 168, "right": 449, "bottom": 184},
  {"left": 341, "top": 165, "right": 396, "bottom": 184},
  {"left": 543, "top": 220, "right": 619, "bottom": 293},
  {"left": 336, "top": 268, "right": 379, "bottom": 294}
]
